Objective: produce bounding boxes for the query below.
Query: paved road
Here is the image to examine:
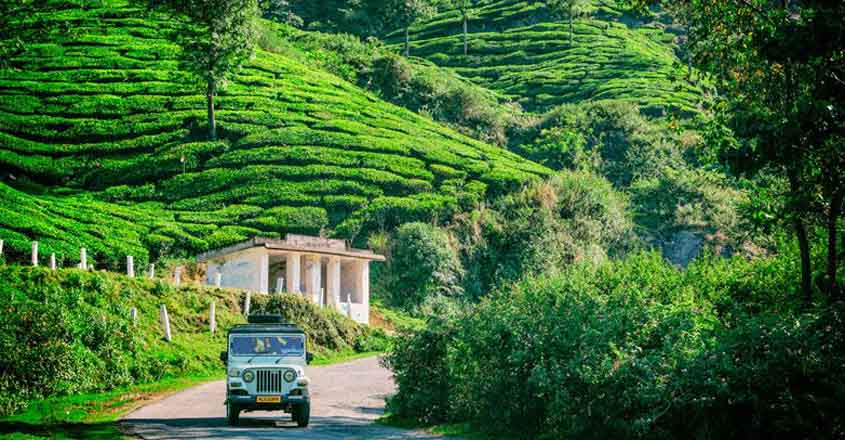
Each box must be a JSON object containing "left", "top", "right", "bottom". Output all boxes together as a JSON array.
[{"left": 121, "top": 356, "right": 446, "bottom": 440}]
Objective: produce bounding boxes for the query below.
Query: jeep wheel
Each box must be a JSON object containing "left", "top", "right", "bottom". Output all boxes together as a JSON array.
[
  {"left": 226, "top": 401, "right": 240, "bottom": 426},
  {"left": 292, "top": 402, "right": 310, "bottom": 427}
]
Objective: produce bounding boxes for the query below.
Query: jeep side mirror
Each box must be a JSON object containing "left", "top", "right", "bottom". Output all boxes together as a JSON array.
[
  {"left": 220, "top": 351, "right": 228, "bottom": 363},
  {"left": 306, "top": 352, "right": 313, "bottom": 365}
]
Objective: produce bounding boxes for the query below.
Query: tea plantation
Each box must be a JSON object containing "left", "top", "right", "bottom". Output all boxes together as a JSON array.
[
  {"left": 0, "top": 0, "right": 549, "bottom": 268},
  {"left": 386, "top": 0, "right": 706, "bottom": 116}
]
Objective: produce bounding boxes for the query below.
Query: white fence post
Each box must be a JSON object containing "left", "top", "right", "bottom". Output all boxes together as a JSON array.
[
  {"left": 0, "top": 239, "right": 4, "bottom": 255},
  {"left": 159, "top": 304, "right": 172, "bottom": 342},
  {"left": 174, "top": 267, "right": 182, "bottom": 286},
  {"left": 244, "top": 291, "right": 252, "bottom": 316},
  {"left": 148, "top": 263, "right": 155, "bottom": 279},
  {"left": 49, "top": 253, "right": 56, "bottom": 271},
  {"left": 127, "top": 256, "right": 135, "bottom": 278},
  {"left": 130, "top": 307, "right": 138, "bottom": 326},
  {"left": 215, "top": 272, "right": 222, "bottom": 287},
  {"left": 346, "top": 293, "right": 352, "bottom": 318},
  {"left": 209, "top": 301, "right": 217, "bottom": 334},
  {"left": 80, "top": 247, "right": 87, "bottom": 270},
  {"left": 31, "top": 241, "right": 38, "bottom": 266},
  {"left": 276, "top": 277, "right": 284, "bottom": 294}
]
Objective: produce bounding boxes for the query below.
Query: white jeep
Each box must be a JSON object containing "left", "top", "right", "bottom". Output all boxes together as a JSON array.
[{"left": 220, "top": 315, "right": 313, "bottom": 427}]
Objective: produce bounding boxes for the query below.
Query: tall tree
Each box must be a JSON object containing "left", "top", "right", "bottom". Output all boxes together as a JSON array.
[
  {"left": 547, "top": 0, "right": 591, "bottom": 47},
  {"left": 450, "top": 0, "right": 477, "bottom": 56},
  {"left": 155, "top": 0, "right": 260, "bottom": 141},
  {"left": 389, "top": 0, "right": 438, "bottom": 56},
  {"left": 634, "top": 0, "right": 845, "bottom": 302}
]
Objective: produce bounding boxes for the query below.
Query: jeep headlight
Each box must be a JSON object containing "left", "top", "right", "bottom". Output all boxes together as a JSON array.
[
  {"left": 283, "top": 370, "right": 296, "bottom": 382},
  {"left": 242, "top": 370, "right": 255, "bottom": 383},
  {"left": 228, "top": 368, "right": 241, "bottom": 377}
]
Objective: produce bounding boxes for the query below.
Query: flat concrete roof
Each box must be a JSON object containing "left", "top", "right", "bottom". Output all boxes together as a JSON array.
[{"left": 196, "top": 236, "right": 386, "bottom": 262}]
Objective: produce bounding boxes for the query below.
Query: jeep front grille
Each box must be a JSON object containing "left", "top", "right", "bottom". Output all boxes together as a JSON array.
[{"left": 255, "top": 369, "right": 287, "bottom": 394}]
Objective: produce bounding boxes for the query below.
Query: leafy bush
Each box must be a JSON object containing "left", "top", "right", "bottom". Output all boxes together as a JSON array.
[
  {"left": 383, "top": 222, "right": 464, "bottom": 312},
  {"left": 453, "top": 170, "right": 635, "bottom": 298},
  {"left": 385, "top": 252, "right": 845, "bottom": 439}
]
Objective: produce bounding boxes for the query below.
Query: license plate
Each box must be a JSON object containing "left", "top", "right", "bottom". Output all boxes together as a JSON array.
[{"left": 256, "top": 396, "right": 281, "bottom": 403}]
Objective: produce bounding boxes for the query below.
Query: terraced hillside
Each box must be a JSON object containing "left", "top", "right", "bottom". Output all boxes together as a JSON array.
[
  {"left": 0, "top": 0, "right": 548, "bottom": 267},
  {"left": 386, "top": 0, "right": 705, "bottom": 116}
]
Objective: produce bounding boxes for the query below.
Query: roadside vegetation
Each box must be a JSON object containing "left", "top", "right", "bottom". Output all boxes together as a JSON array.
[{"left": 0, "top": 264, "right": 388, "bottom": 437}]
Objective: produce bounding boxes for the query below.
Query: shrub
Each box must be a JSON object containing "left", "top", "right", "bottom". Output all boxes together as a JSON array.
[
  {"left": 385, "top": 252, "right": 845, "bottom": 439},
  {"left": 453, "top": 170, "right": 635, "bottom": 298},
  {"left": 384, "top": 222, "right": 464, "bottom": 312}
]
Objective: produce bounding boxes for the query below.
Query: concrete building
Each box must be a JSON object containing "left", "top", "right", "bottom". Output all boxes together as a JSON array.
[{"left": 197, "top": 235, "right": 385, "bottom": 325}]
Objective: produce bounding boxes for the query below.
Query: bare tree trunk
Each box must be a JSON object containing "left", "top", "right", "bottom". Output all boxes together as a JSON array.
[
  {"left": 463, "top": 14, "right": 468, "bottom": 56},
  {"left": 404, "top": 26, "right": 410, "bottom": 56},
  {"left": 789, "top": 170, "right": 813, "bottom": 304},
  {"left": 207, "top": 79, "right": 216, "bottom": 141},
  {"left": 826, "top": 189, "right": 842, "bottom": 298}
]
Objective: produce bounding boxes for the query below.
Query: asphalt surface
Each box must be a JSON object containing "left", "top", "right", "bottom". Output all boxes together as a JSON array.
[{"left": 121, "top": 356, "right": 446, "bottom": 440}]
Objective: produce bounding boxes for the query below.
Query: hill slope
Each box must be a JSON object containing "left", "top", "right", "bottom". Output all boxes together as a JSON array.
[
  {"left": 387, "top": 0, "right": 705, "bottom": 116},
  {"left": 0, "top": 0, "right": 548, "bottom": 267}
]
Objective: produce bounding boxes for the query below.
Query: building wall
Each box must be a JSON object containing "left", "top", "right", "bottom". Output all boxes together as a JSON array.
[{"left": 206, "top": 247, "right": 268, "bottom": 293}]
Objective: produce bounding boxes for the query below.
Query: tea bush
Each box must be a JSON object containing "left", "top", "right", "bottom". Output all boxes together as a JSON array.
[{"left": 0, "top": 0, "right": 549, "bottom": 263}]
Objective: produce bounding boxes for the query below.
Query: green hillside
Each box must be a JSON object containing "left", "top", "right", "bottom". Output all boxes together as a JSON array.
[
  {"left": 0, "top": 0, "right": 548, "bottom": 267},
  {"left": 386, "top": 0, "right": 705, "bottom": 116}
]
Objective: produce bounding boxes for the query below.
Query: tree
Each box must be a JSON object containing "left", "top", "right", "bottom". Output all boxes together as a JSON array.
[
  {"left": 450, "top": 0, "right": 477, "bottom": 55},
  {"left": 635, "top": 0, "right": 845, "bottom": 302},
  {"left": 155, "top": 0, "right": 260, "bottom": 141},
  {"left": 547, "top": 0, "right": 591, "bottom": 47},
  {"left": 385, "top": 222, "right": 464, "bottom": 312},
  {"left": 261, "top": 0, "right": 303, "bottom": 27},
  {"left": 388, "top": 0, "right": 438, "bottom": 56}
]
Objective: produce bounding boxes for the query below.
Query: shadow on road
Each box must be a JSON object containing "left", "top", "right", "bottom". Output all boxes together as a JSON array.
[{"left": 122, "top": 415, "right": 445, "bottom": 439}]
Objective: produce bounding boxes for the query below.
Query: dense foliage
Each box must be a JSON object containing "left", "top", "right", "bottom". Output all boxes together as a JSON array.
[
  {"left": 642, "top": 0, "right": 845, "bottom": 302},
  {"left": 375, "top": 171, "right": 634, "bottom": 311},
  {"left": 0, "top": 265, "right": 378, "bottom": 416},
  {"left": 385, "top": 251, "right": 845, "bottom": 439},
  {"left": 383, "top": 222, "right": 464, "bottom": 311}
]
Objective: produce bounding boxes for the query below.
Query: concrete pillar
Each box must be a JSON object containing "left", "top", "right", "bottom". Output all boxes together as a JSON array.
[
  {"left": 31, "top": 241, "right": 38, "bottom": 266},
  {"left": 286, "top": 253, "right": 301, "bottom": 293},
  {"left": 353, "top": 260, "right": 370, "bottom": 324},
  {"left": 215, "top": 272, "right": 222, "bottom": 287},
  {"left": 80, "top": 247, "right": 87, "bottom": 271},
  {"left": 209, "top": 301, "right": 216, "bottom": 334},
  {"left": 147, "top": 263, "right": 155, "bottom": 279},
  {"left": 0, "top": 239, "right": 4, "bottom": 255},
  {"left": 304, "top": 255, "right": 321, "bottom": 304},
  {"left": 174, "top": 266, "right": 182, "bottom": 286},
  {"left": 159, "top": 304, "right": 172, "bottom": 342},
  {"left": 258, "top": 250, "right": 269, "bottom": 294},
  {"left": 49, "top": 253, "right": 56, "bottom": 271},
  {"left": 127, "top": 256, "right": 135, "bottom": 278},
  {"left": 326, "top": 257, "right": 341, "bottom": 306}
]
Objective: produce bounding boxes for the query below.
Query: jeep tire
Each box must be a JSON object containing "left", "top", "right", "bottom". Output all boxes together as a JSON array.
[
  {"left": 226, "top": 401, "right": 240, "bottom": 426},
  {"left": 292, "top": 402, "right": 310, "bottom": 427}
]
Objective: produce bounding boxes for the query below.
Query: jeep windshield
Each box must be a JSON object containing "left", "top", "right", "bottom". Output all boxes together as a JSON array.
[{"left": 229, "top": 334, "right": 305, "bottom": 357}]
